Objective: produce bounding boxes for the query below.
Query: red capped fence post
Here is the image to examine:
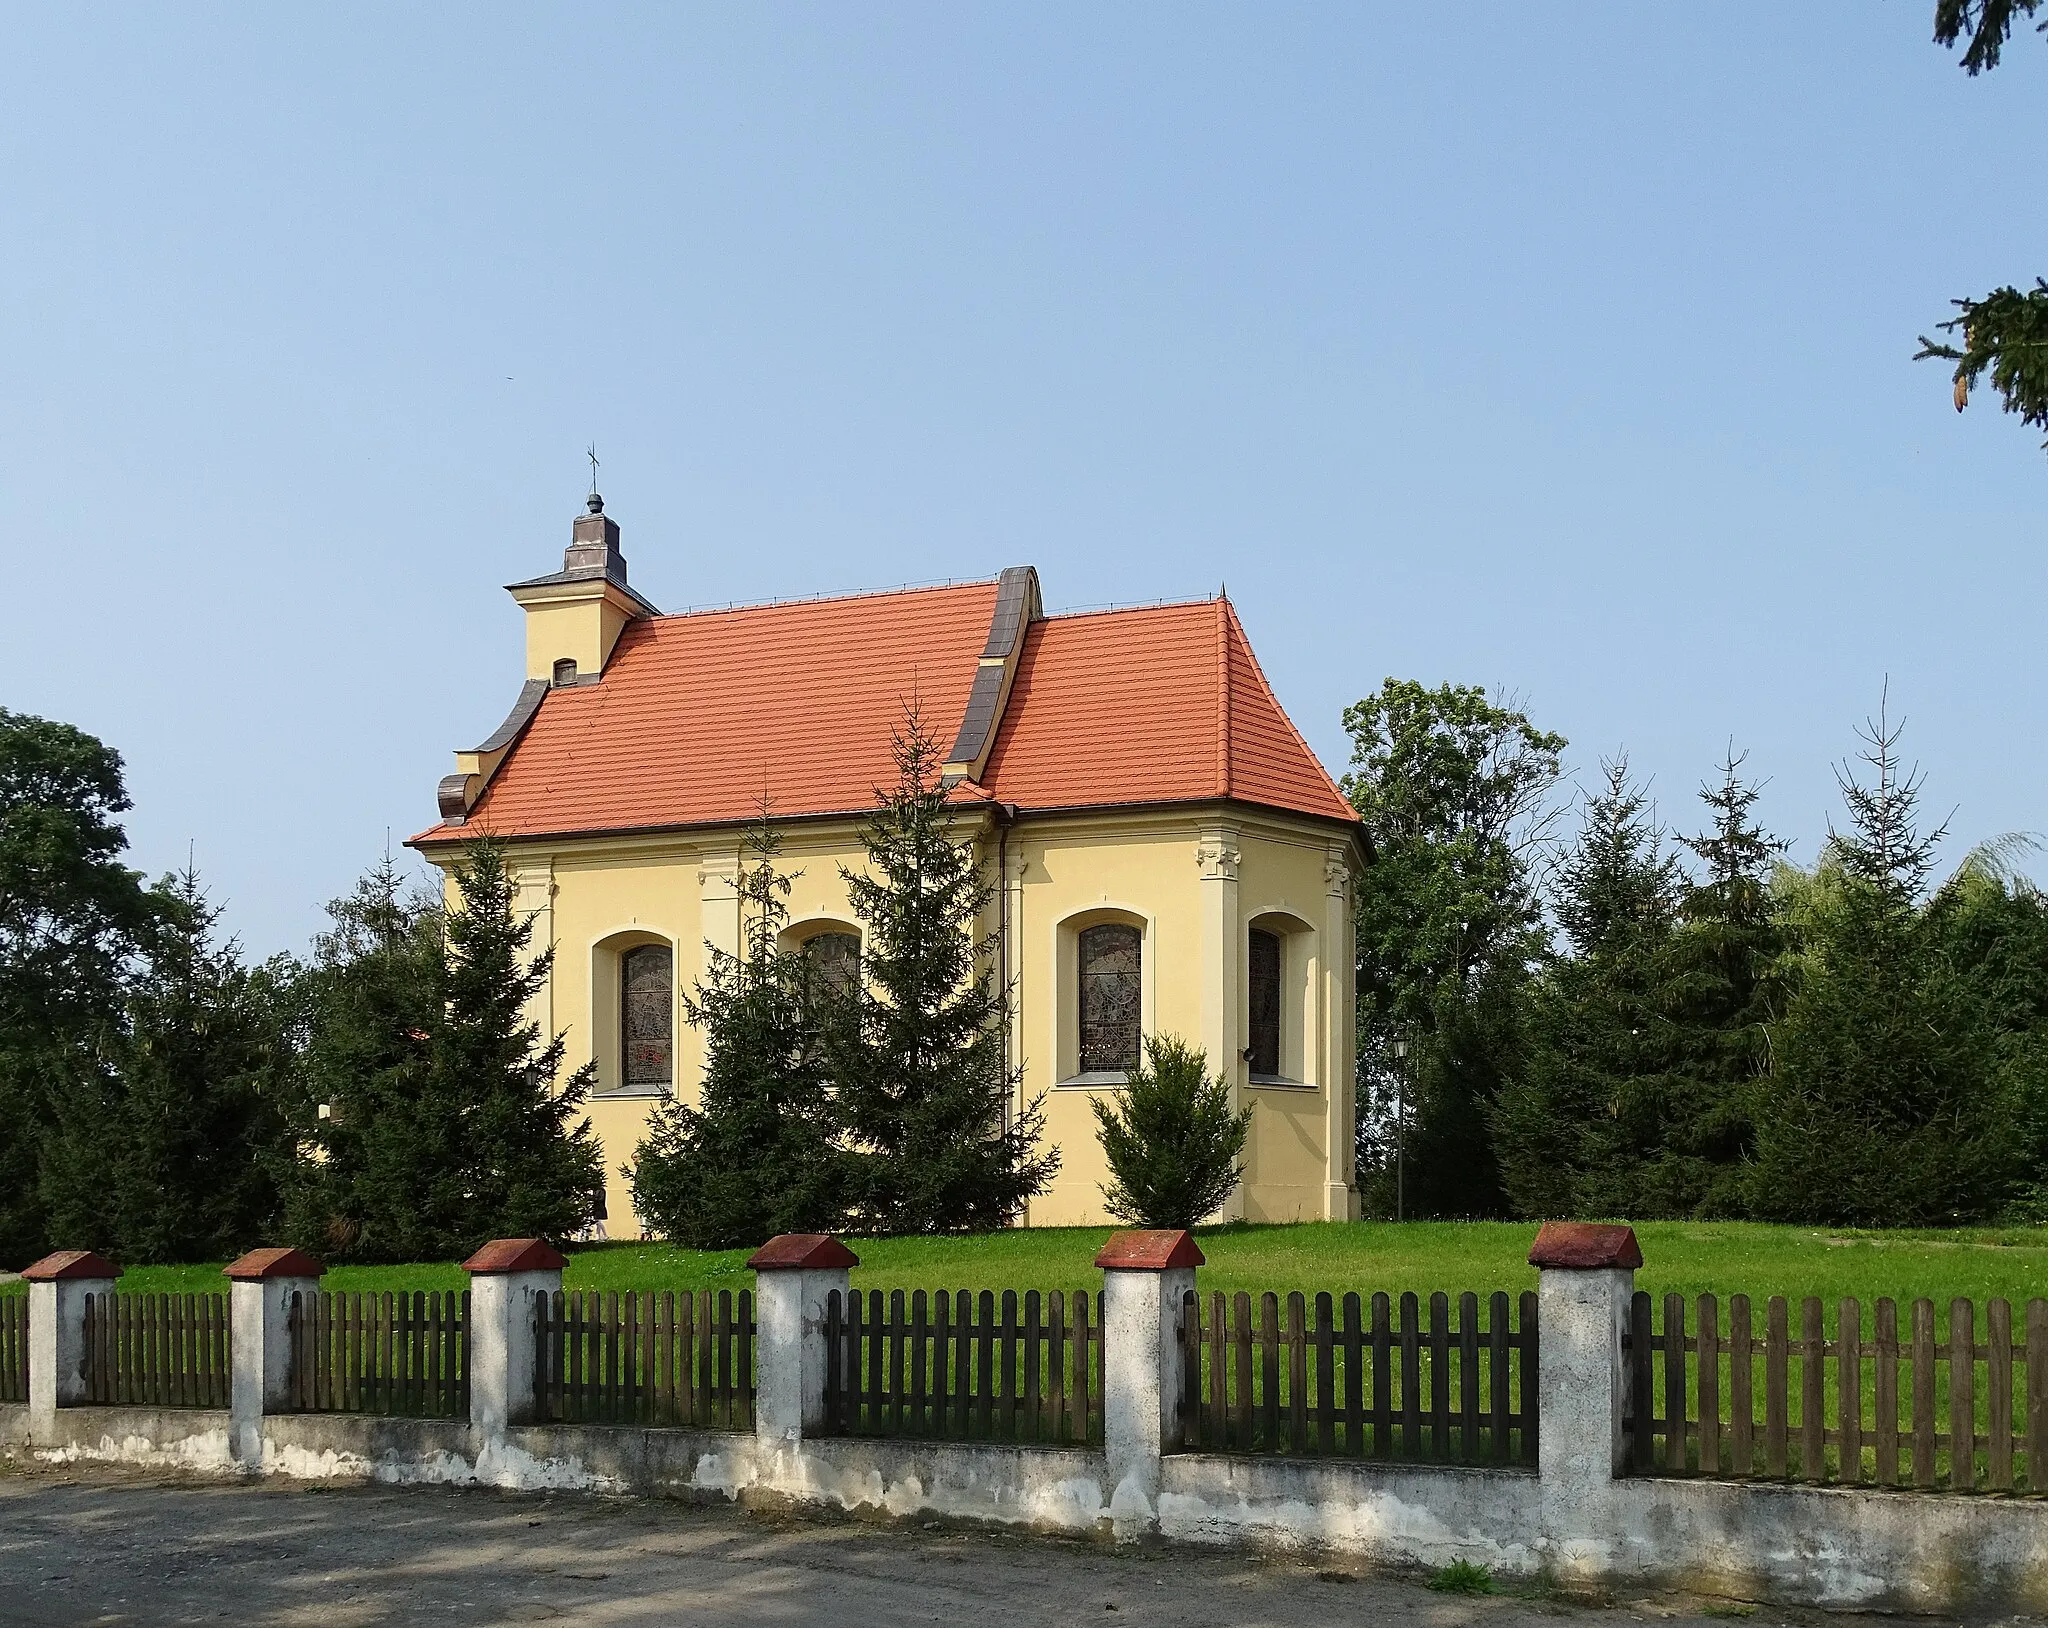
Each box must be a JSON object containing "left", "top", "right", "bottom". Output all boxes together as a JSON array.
[
  {"left": 1528, "top": 1222, "right": 1640, "bottom": 1571},
  {"left": 224, "top": 1247, "right": 324, "bottom": 1468},
  {"left": 22, "top": 1250, "right": 120, "bottom": 1444},
  {"left": 1096, "top": 1229, "right": 1204, "bottom": 1536},
  {"left": 463, "top": 1238, "right": 566, "bottom": 1441},
  {"left": 749, "top": 1234, "right": 858, "bottom": 1448}
]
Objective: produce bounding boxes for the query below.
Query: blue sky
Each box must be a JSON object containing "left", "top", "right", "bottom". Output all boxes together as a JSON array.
[{"left": 2, "top": 5, "right": 2041, "bottom": 957}]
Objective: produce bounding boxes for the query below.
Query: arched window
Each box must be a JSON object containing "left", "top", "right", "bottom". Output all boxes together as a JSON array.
[
  {"left": 620, "top": 943, "right": 673, "bottom": 1089},
  {"left": 553, "top": 657, "right": 578, "bottom": 687},
  {"left": 1247, "top": 928, "right": 1282, "bottom": 1078},
  {"left": 802, "top": 930, "right": 861, "bottom": 1001},
  {"left": 1079, "top": 923, "right": 1142, "bottom": 1075}
]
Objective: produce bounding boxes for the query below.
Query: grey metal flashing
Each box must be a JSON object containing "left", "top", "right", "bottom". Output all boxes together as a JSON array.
[
  {"left": 472, "top": 679, "right": 551, "bottom": 755},
  {"left": 436, "top": 775, "right": 472, "bottom": 823},
  {"left": 979, "top": 565, "right": 1041, "bottom": 659},
  {"left": 946, "top": 565, "right": 1041, "bottom": 771},
  {"left": 504, "top": 566, "right": 662, "bottom": 618}
]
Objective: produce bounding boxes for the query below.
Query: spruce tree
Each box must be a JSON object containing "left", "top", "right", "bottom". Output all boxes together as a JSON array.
[
  {"left": 829, "top": 706, "right": 1058, "bottom": 1234},
  {"left": 433, "top": 838, "right": 605, "bottom": 1252},
  {"left": 630, "top": 815, "right": 849, "bottom": 1249},
  {"left": 40, "top": 868, "right": 291, "bottom": 1262},
  {"left": 282, "top": 855, "right": 447, "bottom": 1258},
  {"left": 1751, "top": 703, "right": 2016, "bottom": 1224},
  {"left": 1092, "top": 1035, "right": 1251, "bottom": 1229},
  {"left": 1494, "top": 758, "right": 1680, "bottom": 1218},
  {"left": 288, "top": 843, "right": 604, "bottom": 1261}
]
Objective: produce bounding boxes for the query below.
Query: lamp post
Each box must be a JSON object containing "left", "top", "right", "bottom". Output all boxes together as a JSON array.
[{"left": 1392, "top": 1034, "right": 1408, "bottom": 1223}]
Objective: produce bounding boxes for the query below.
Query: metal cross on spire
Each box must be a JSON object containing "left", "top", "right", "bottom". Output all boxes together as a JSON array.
[{"left": 586, "top": 443, "right": 600, "bottom": 497}]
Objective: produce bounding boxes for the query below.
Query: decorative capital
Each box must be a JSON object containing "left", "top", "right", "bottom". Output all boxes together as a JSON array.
[
  {"left": 224, "top": 1246, "right": 325, "bottom": 1281},
  {"left": 1094, "top": 1229, "right": 1206, "bottom": 1271},
  {"left": 22, "top": 1249, "right": 120, "bottom": 1282},
  {"left": 1324, "top": 851, "right": 1352, "bottom": 896},
  {"left": 1195, "top": 840, "right": 1240, "bottom": 882},
  {"left": 748, "top": 1233, "right": 861, "bottom": 1271},
  {"left": 463, "top": 1237, "right": 568, "bottom": 1275},
  {"left": 1527, "top": 1221, "right": 1642, "bottom": 1271}
]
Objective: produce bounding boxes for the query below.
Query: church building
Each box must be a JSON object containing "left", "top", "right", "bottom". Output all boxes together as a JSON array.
[{"left": 410, "top": 497, "right": 1364, "bottom": 1232}]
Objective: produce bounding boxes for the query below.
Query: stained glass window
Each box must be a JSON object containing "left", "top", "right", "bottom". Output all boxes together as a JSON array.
[
  {"left": 804, "top": 930, "right": 861, "bottom": 1001},
  {"left": 1079, "top": 923, "right": 1142, "bottom": 1075},
  {"left": 621, "top": 943, "right": 673, "bottom": 1089},
  {"left": 1247, "top": 928, "right": 1282, "bottom": 1077}
]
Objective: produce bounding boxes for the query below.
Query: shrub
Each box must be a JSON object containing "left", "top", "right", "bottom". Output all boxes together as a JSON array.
[{"left": 1090, "top": 1034, "right": 1251, "bottom": 1229}]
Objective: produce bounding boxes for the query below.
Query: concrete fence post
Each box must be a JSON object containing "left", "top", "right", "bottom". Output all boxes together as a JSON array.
[
  {"left": 1096, "top": 1229, "right": 1204, "bottom": 1537},
  {"left": 749, "top": 1234, "right": 859, "bottom": 1447},
  {"left": 223, "top": 1247, "right": 324, "bottom": 1469},
  {"left": 22, "top": 1251, "right": 119, "bottom": 1446},
  {"left": 1530, "top": 1221, "right": 1640, "bottom": 1578},
  {"left": 463, "top": 1238, "right": 566, "bottom": 1441}
]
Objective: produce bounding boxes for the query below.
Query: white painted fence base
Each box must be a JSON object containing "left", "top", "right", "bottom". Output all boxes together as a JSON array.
[
  {"left": 11, "top": 1226, "right": 2048, "bottom": 1614},
  {"left": 8, "top": 1401, "right": 2048, "bottom": 1613}
]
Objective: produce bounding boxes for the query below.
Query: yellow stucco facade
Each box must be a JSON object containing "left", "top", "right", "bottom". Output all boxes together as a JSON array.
[{"left": 428, "top": 800, "right": 1359, "bottom": 1234}]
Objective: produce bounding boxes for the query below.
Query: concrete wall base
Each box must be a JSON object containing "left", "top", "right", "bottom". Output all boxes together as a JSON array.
[{"left": 10, "top": 1402, "right": 2048, "bottom": 1613}]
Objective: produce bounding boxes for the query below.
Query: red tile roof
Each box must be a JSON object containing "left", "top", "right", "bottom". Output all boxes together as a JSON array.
[
  {"left": 414, "top": 579, "right": 1355, "bottom": 846},
  {"left": 979, "top": 599, "right": 1356, "bottom": 823}
]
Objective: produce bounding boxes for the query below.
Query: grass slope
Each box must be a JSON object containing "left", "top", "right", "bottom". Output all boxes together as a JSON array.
[{"left": 12, "top": 1220, "right": 2048, "bottom": 1329}]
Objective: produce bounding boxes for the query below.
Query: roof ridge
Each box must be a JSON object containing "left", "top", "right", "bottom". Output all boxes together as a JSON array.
[
  {"left": 656, "top": 575, "right": 999, "bottom": 622},
  {"left": 1041, "top": 594, "right": 1219, "bottom": 622},
  {"left": 1215, "top": 597, "right": 1231, "bottom": 799}
]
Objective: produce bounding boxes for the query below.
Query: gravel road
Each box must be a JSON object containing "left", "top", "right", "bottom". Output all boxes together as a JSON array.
[{"left": 0, "top": 1459, "right": 1939, "bottom": 1628}]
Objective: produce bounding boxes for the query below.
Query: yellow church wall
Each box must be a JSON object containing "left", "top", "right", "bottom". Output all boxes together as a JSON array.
[{"left": 430, "top": 798, "right": 1357, "bottom": 1242}]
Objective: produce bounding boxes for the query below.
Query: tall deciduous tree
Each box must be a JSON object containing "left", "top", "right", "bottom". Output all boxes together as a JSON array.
[
  {"left": 828, "top": 705, "right": 1057, "bottom": 1234},
  {"left": 41, "top": 868, "right": 292, "bottom": 1262},
  {"left": 1342, "top": 680, "right": 1565, "bottom": 1218},
  {"left": 0, "top": 710, "right": 167, "bottom": 1266},
  {"left": 630, "top": 815, "right": 849, "bottom": 1249}
]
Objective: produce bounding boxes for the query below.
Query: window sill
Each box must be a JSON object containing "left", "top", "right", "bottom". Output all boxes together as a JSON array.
[
  {"left": 1056, "top": 1070, "right": 1129, "bottom": 1089},
  {"left": 591, "top": 1086, "right": 671, "bottom": 1101},
  {"left": 1248, "top": 1074, "right": 1316, "bottom": 1090}
]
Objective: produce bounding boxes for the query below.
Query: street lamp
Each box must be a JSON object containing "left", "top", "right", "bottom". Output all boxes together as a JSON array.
[{"left": 1392, "top": 1034, "right": 1409, "bottom": 1224}]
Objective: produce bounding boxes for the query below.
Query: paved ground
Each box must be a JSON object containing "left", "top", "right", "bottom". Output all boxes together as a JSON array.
[{"left": 0, "top": 1458, "right": 1955, "bottom": 1628}]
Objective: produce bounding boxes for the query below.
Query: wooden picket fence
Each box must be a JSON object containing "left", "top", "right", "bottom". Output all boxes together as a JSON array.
[
  {"left": 533, "top": 1289, "right": 755, "bottom": 1429},
  {"left": 288, "top": 1290, "right": 469, "bottom": 1418},
  {"left": 824, "top": 1288, "right": 1103, "bottom": 1444},
  {"left": 1626, "top": 1291, "right": 2048, "bottom": 1491},
  {"left": 0, "top": 1298, "right": 24, "bottom": 1404},
  {"left": 81, "top": 1293, "right": 232, "bottom": 1408},
  {"left": 1176, "top": 1288, "right": 1539, "bottom": 1462}
]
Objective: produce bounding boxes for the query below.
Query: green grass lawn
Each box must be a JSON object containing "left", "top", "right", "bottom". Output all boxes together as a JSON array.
[{"left": 11, "top": 1219, "right": 2048, "bottom": 1323}]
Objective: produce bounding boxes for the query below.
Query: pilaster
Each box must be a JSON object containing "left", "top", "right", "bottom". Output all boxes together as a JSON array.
[{"left": 1195, "top": 822, "right": 1242, "bottom": 1217}]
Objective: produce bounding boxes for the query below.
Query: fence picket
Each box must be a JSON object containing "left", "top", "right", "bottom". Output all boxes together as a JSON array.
[
  {"left": 1875, "top": 1298, "right": 1899, "bottom": 1485},
  {"left": 1987, "top": 1298, "right": 2013, "bottom": 1492},
  {"left": 1630, "top": 1292, "right": 1654, "bottom": 1471},
  {"left": 1697, "top": 1296, "right": 1720, "bottom": 1475},
  {"left": 1666, "top": 1293, "right": 1688, "bottom": 1475},
  {"left": 1949, "top": 1299, "right": 1976, "bottom": 1493},
  {"left": 1800, "top": 1297, "right": 1824, "bottom": 1483},
  {"left": 1398, "top": 1292, "right": 1421, "bottom": 1457},
  {"left": 1288, "top": 1291, "right": 1309, "bottom": 1455},
  {"left": 1729, "top": 1295, "right": 1752, "bottom": 1476},
  {"left": 1427, "top": 1292, "right": 1449, "bottom": 1460},
  {"left": 1837, "top": 1299, "right": 1861, "bottom": 1485},
  {"left": 2026, "top": 1300, "right": 2048, "bottom": 1493},
  {"left": 1911, "top": 1298, "right": 1937, "bottom": 1489},
  {"left": 1764, "top": 1297, "right": 1788, "bottom": 1478}
]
